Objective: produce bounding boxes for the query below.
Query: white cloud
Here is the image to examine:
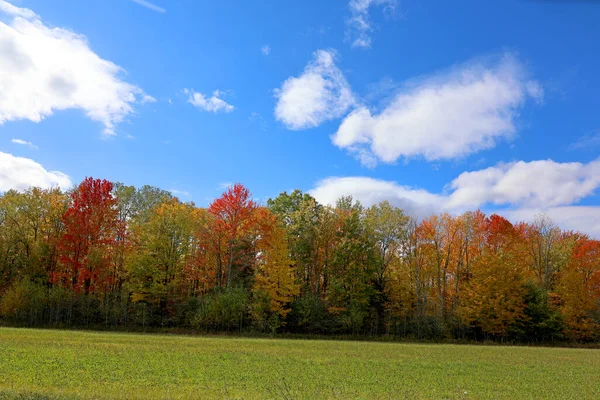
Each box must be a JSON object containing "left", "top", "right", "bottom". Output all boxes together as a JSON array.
[
  {"left": 131, "top": 0, "right": 166, "bottom": 13},
  {"left": 141, "top": 94, "right": 156, "bottom": 104},
  {"left": 0, "top": 1, "right": 151, "bottom": 136},
  {"left": 274, "top": 49, "right": 354, "bottom": 130},
  {"left": 185, "top": 89, "right": 234, "bottom": 113},
  {"left": 310, "top": 176, "right": 445, "bottom": 219},
  {"left": 332, "top": 54, "right": 542, "bottom": 166},
  {"left": 446, "top": 159, "right": 600, "bottom": 210},
  {"left": 347, "top": 0, "right": 396, "bottom": 48},
  {"left": 504, "top": 207, "right": 600, "bottom": 239},
  {"left": 0, "top": 1, "right": 36, "bottom": 19},
  {"left": 0, "top": 151, "right": 71, "bottom": 192},
  {"left": 309, "top": 158, "right": 600, "bottom": 238},
  {"left": 11, "top": 138, "right": 37, "bottom": 149},
  {"left": 261, "top": 45, "right": 271, "bottom": 56}
]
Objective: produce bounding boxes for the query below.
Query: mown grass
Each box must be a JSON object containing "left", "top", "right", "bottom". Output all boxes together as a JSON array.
[{"left": 0, "top": 328, "right": 598, "bottom": 399}]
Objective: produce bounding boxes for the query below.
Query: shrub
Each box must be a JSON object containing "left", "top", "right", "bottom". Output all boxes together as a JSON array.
[{"left": 195, "top": 287, "right": 249, "bottom": 331}]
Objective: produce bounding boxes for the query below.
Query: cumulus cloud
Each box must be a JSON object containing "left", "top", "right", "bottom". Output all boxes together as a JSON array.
[
  {"left": 0, "top": 1, "right": 151, "bottom": 135},
  {"left": 347, "top": 0, "right": 396, "bottom": 48},
  {"left": 185, "top": 89, "right": 234, "bottom": 113},
  {"left": 274, "top": 50, "right": 354, "bottom": 130},
  {"left": 332, "top": 54, "right": 542, "bottom": 166},
  {"left": 309, "top": 158, "right": 600, "bottom": 238},
  {"left": 11, "top": 138, "right": 37, "bottom": 149},
  {"left": 0, "top": 151, "right": 71, "bottom": 192},
  {"left": 310, "top": 176, "right": 445, "bottom": 218},
  {"left": 446, "top": 159, "right": 600, "bottom": 210},
  {"left": 504, "top": 207, "right": 600, "bottom": 239}
]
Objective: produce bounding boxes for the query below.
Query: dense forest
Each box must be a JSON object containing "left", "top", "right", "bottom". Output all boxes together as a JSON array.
[{"left": 0, "top": 178, "right": 598, "bottom": 343}]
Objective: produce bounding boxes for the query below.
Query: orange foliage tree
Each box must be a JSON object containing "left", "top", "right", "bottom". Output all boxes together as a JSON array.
[{"left": 557, "top": 238, "right": 600, "bottom": 340}]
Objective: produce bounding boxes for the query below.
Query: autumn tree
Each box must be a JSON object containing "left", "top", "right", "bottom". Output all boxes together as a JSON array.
[
  {"left": 126, "top": 198, "right": 196, "bottom": 321},
  {"left": 185, "top": 208, "right": 220, "bottom": 297},
  {"left": 0, "top": 188, "right": 68, "bottom": 290},
  {"left": 209, "top": 184, "right": 257, "bottom": 288},
  {"left": 458, "top": 215, "right": 528, "bottom": 338},
  {"left": 251, "top": 209, "right": 299, "bottom": 331},
  {"left": 55, "top": 178, "right": 124, "bottom": 296},
  {"left": 557, "top": 237, "right": 600, "bottom": 340},
  {"left": 1, "top": 179, "right": 599, "bottom": 341}
]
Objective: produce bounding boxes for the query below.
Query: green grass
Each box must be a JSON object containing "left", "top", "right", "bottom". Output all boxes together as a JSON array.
[{"left": 0, "top": 328, "right": 598, "bottom": 399}]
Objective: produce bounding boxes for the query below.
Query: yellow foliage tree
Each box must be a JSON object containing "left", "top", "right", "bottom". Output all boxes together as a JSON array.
[
  {"left": 457, "top": 215, "right": 529, "bottom": 338},
  {"left": 252, "top": 221, "right": 299, "bottom": 330},
  {"left": 458, "top": 253, "right": 528, "bottom": 337}
]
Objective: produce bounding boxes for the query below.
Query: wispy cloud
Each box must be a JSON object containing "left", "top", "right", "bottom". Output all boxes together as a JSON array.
[
  {"left": 249, "top": 112, "right": 268, "bottom": 130},
  {"left": 346, "top": 0, "right": 397, "bottom": 48},
  {"left": 569, "top": 131, "right": 600, "bottom": 150},
  {"left": 131, "top": 0, "right": 166, "bottom": 13},
  {"left": 11, "top": 138, "right": 38, "bottom": 149},
  {"left": 261, "top": 45, "right": 271, "bottom": 56},
  {"left": 218, "top": 182, "right": 233, "bottom": 190}
]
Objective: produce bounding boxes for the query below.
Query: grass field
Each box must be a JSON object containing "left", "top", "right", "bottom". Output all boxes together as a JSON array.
[{"left": 0, "top": 328, "right": 599, "bottom": 399}]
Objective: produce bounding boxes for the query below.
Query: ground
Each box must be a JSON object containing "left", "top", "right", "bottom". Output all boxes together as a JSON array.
[{"left": 0, "top": 327, "right": 598, "bottom": 399}]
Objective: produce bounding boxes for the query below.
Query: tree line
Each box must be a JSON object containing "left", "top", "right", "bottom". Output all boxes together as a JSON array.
[{"left": 0, "top": 178, "right": 598, "bottom": 342}]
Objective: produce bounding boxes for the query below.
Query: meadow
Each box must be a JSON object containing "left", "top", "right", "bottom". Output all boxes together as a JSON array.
[{"left": 0, "top": 328, "right": 599, "bottom": 399}]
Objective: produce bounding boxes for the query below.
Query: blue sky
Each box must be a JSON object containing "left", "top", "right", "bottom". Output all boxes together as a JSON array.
[{"left": 0, "top": 0, "right": 599, "bottom": 236}]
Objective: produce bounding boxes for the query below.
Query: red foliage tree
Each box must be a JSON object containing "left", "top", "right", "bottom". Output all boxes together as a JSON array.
[
  {"left": 208, "top": 183, "right": 257, "bottom": 287},
  {"left": 485, "top": 214, "right": 520, "bottom": 254},
  {"left": 54, "top": 178, "right": 124, "bottom": 295}
]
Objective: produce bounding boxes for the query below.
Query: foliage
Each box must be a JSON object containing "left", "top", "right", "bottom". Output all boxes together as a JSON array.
[
  {"left": 252, "top": 218, "right": 299, "bottom": 332},
  {"left": 194, "top": 286, "right": 250, "bottom": 331},
  {"left": 0, "top": 178, "right": 599, "bottom": 342},
  {"left": 54, "top": 178, "right": 123, "bottom": 295}
]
